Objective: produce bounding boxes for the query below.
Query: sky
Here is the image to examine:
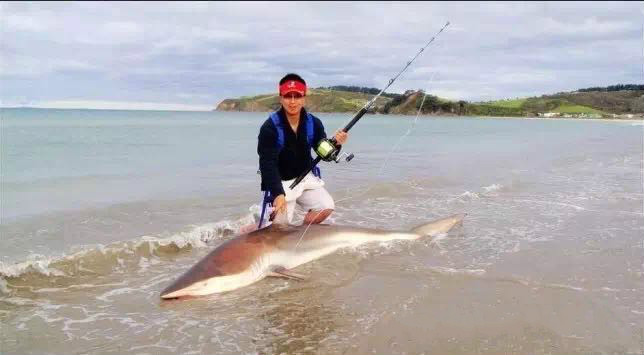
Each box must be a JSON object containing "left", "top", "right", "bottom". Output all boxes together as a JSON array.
[{"left": 1, "top": 1, "right": 642, "bottom": 111}]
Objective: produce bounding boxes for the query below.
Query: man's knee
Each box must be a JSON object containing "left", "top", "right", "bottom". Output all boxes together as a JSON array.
[{"left": 303, "top": 209, "right": 333, "bottom": 224}]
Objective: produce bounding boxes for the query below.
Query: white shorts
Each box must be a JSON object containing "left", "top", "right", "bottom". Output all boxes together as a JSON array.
[{"left": 273, "top": 172, "right": 335, "bottom": 224}]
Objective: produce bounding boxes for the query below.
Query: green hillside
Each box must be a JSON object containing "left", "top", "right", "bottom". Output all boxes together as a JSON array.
[
  {"left": 216, "top": 89, "right": 391, "bottom": 113},
  {"left": 477, "top": 90, "right": 643, "bottom": 117},
  {"left": 216, "top": 85, "right": 644, "bottom": 118}
]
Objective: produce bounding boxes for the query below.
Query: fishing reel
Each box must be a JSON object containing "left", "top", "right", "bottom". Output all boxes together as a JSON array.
[{"left": 315, "top": 138, "right": 354, "bottom": 163}]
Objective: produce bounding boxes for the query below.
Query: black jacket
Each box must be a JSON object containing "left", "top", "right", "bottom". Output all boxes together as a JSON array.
[{"left": 257, "top": 107, "right": 327, "bottom": 199}]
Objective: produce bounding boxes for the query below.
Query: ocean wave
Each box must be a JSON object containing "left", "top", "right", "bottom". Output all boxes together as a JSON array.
[
  {"left": 428, "top": 266, "right": 486, "bottom": 276},
  {"left": 0, "top": 278, "right": 9, "bottom": 294},
  {"left": 458, "top": 191, "right": 480, "bottom": 200},
  {"left": 482, "top": 183, "right": 503, "bottom": 193},
  {"left": 455, "top": 183, "right": 505, "bottom": 202},
  {"left": 493, "top": 276, "right": 587, "bottom": 292},
  {"left": 0, "top": 212, "right": 258, "bottom": 292}
]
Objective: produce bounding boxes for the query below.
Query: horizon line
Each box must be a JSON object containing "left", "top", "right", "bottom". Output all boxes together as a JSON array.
[{"left": 1, "top": 105, "right": 215, "bottom": 113}]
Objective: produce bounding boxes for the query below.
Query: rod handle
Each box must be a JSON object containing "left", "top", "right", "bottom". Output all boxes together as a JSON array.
[{"left": 289, "top": 156, "right": 322, "bottom": 190}]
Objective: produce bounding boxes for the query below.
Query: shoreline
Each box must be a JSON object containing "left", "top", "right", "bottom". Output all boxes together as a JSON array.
[
  {"left": 380, "top": 112, "right": 641, "bottom": 122},
  {"left": 228, "top": 109, "right": 644, "bottom": 122},
  {"left": 5, "top": 106, "right": 642, "bottom": 121},
  {"left": 461, "top": 115, "right": 643, "bottom": 123}
]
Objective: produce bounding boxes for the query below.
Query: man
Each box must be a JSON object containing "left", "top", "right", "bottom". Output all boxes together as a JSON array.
[{"left": 257, "top": 73, "right": 348, "bottom": 225}]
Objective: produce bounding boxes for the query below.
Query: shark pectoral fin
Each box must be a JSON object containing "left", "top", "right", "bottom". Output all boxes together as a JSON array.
[{"left": 268, "top": 266, "right": 306, "bottom": 281}]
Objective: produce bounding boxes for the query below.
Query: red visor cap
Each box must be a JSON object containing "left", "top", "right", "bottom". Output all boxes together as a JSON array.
[{"left": 279, "top": 80, "right": 307, "bottom": 96}]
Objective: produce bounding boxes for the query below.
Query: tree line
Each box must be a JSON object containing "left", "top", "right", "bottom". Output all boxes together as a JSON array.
[
  {"left": 578, "top": 84, "right": 644, "bottom": 92},
  {"left": 316, "top": 85, "right": 402, "bottom": 99},
  {"left": 320, "top": 84, "right": 643, "bottom": 115}
]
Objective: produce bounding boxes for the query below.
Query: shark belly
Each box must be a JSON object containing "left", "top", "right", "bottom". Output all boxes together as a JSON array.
[{"left": 274, "top": 230, "right": 420, "bottom": 270}]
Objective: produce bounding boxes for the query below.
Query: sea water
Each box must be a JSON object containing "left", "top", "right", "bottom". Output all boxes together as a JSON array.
[{"left": 1, "top": 108, "right": 643, "bottom": 354}]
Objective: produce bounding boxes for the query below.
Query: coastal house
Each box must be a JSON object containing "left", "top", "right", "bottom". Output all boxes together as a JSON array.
[{"left": 538, "top": 112, "right": 560, "bottom": 118}]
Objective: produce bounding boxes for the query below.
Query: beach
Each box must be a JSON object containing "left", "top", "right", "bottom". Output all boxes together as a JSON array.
[{"left": 1, "top": 108, "right": 643, "bottom": 354}]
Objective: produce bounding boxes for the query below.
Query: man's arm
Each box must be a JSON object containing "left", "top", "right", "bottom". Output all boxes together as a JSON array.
[
  {"left": 258, "top": 120, "right": 285, "bottom": 199},
  {"left": 313, "top": 116, "right": 348, "bottom": 148}
]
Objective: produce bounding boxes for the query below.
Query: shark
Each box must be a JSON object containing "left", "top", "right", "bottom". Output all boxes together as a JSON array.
[{"left": 160, "top": 213, "right": 465, "bottom": 299}]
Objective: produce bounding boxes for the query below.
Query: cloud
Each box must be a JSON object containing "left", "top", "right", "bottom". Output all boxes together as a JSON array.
[
  {"left": 1, "top": 1, "right": 641, "bottom": 110},
  {"left": 28, "top": 100, "right": 213, "bottom": 111},
  {"left": 0, "top": 54, "right": 100, "bottom": 78},
  {"left": 3, "top": 13, "right": 47, "bottom": 32}
]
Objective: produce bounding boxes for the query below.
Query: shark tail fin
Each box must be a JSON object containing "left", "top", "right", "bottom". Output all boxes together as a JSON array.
[{"left": 411, "top": 213, "right": 466, "bottom": 237}]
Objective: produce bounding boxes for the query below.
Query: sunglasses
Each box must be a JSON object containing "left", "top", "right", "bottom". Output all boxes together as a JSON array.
[{"left": 281, "top": 93, "right": 304, "bottom": 99}]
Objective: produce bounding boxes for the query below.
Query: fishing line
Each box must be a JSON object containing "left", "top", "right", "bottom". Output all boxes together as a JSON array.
[
  {"left": 332, "top": 43, "right": 444, "bottom": 208},
  {"left": 377, "top": 71, "right": 437, "bottom": 176},
  {"left": 329, "top": 73, "right": 437, "bottom": 209},
  {"left": 288, "top": 21, "right": 450, "bottom": 191},
  {"left": 292, "top": 24, "right": 450, "bottom": 252}
]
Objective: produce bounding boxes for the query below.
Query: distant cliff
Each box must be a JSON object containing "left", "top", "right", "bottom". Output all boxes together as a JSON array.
[
  {"left": 216, "top": 89, "right": 391, "bottom": 113},
  {"left": 215, "top": 85, "right": 644, "bottom": 118}
]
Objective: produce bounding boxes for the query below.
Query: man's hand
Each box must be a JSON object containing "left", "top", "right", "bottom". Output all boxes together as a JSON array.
[
  {"left": 334, "top": 130, "right": 348, "bottom": 145},
  {"left": 270, "top": 194, "right": 286, "bottom": 221}
]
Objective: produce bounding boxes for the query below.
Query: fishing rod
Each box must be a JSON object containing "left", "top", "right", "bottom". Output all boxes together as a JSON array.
[{"left": 289, "top": 21, "right": 450, "bottom": 190}]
